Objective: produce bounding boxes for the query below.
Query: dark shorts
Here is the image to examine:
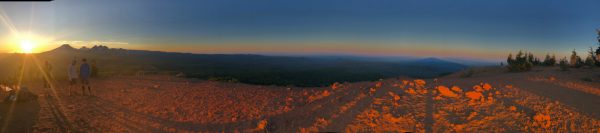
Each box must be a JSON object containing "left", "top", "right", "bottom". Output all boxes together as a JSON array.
[
  {"left": 80, "top": 76, "right": 90, "bottom": 84},
  {"left": 69, "top": 79, "right": 77, "bottom": 85}
]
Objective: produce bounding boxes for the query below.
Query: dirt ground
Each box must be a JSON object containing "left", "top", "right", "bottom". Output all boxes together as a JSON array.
[{"left": 1, "top": 66, "right": 599, "bottom": 132}]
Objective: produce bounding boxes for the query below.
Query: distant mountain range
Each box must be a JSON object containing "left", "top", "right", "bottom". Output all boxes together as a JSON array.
[
  {"left": 280, "top": 54, "right": 498, "bottom": 67},
  {"left": 27, "top": 44, "right": 471, "bottom": 86}
]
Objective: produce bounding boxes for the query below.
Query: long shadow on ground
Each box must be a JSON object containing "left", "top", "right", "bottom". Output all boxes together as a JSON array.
[{"left": 0, "top": 99, "right": 40, "bottom": 133}]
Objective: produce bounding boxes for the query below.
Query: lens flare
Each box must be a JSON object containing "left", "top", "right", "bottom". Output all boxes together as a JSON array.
[{"left": 19, "top": 39, "right": 35, "bottom": 53}]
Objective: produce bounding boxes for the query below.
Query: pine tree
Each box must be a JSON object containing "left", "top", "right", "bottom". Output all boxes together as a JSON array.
[
  {"left": 596, "top": 28, "right": 600, "bottom": 66},
  {"left": 570, "top": 49, "right": 582, "bottom": 68},
  {"left": 586, "top": 47, "right": 596, "bottom": 67},
  {"left": 507, "top": 50, "right": 533, "bottom": 72},
  {"left": 596, "top": 47, "right": 600, "bottom": 66},
  {"left": 543, "top": 53, "right": 555, "bottom": 66},
  {"left": 527, "top": 52, "right": 535, "bottom": 65},
  {"left": 507, "top": 53, "right": 513, "bottom": 65},
  {"left": 506, "top": 53, "right": 515, "bottom": 71},
  {"left": 551, "top": 54, "right": 557, "bottom": 65}
]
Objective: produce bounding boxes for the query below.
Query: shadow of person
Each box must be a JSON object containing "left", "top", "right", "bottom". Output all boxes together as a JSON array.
[{"left": 0, "top": 87, "right": 41, "bottom": 133}]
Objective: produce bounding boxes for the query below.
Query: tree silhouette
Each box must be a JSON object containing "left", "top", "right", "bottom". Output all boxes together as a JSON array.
[
  {"left": 595, "top": 28, "right": 600, "bottom": 66},
  {"left": 507, "top": 53, "right": 513, "bottom": 65},
  {"left": 570, "top": 49, "right": 583, "bottom": 68},
  {"left": 559, "top": 57, "right": 569, "bottom": 71},
  {"left": 585, "top": 47, "right": 596, "bottom": 67},
  {"left": 543, "top": 53, "right": 556, "bottom": 66},
  {"left": 507, "top": 50, "right": 533, "bottom": 72}
]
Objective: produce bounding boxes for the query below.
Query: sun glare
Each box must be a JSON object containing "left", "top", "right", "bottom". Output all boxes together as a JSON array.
[
  {"left": 11, "top": 33, "right": 51, "bottom": 53},
  {"left": 19, "top": 39, "right": 35, "bottom": 53}
]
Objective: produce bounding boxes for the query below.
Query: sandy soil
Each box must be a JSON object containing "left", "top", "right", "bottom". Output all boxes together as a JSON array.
[{"left": 1, "top": 66, "right": 599, "bottom": 132}]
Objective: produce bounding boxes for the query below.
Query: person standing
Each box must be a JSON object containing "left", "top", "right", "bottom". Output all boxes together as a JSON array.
[
  {"left": 43, "top": 61, "right": 53, "bottom": 88},
  {"left": 79, "top": 58, "right": 92, "bottom": 96},
  {"left": 67, "top": 60, "right": 78, "bottom": 96},
  {"left": 91, "top": 60, "right": 98, "bottom": 78}
]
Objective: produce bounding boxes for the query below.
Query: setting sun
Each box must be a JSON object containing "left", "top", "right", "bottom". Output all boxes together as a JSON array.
[
  {"left": 7, "top": 34, "right": 53, "bottom": 53},
  {"left": 19, "top": 39, "right": 35, "bottom": 53},
  {"left": 1, "top": 1, "right": 600, "bottom": 132}
]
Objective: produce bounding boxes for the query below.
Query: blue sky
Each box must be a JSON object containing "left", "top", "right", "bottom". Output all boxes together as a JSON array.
[{"left": 0, "top": 0, "right": 599, "bottom": 61}]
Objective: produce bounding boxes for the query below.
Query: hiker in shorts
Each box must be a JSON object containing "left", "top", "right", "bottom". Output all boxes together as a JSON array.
[
  {"left": 67, "top": 60, "right": 78, "bottom": 96},
  {"left": 43, "top": 61, "right": 53, "bottom": 88},
  {"left": 80, "top": 58, "right": 92, "bottom": 96}
]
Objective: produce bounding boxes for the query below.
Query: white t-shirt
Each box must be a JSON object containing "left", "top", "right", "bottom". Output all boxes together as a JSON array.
[{"left": 68, "top": 64, "right": 78, "bottom": 80}]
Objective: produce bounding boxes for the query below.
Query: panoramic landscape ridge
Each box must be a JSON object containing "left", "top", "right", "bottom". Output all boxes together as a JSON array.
[
  {"left": 1, "top": 0, "right": 600, "bottom": 132},
  {"left": 2, "top": 44, "right": 472, "bottom": 87}
]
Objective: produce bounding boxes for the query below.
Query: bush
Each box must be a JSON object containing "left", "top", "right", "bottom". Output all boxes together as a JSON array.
[
  {"left": 585, "top": 47, "right": 597, "bottom": 67},
  {"left": 584, "top": 56, "right": 595, "bottom": 67},
  {"left": 582, "top": 77, "right": 593, "bottom": 82},
  {"left": 507, "top": 51, "right": 533, "bottom": 72},
  {"left": 559, "top": 57, "right": 569, "bottom": 71}
]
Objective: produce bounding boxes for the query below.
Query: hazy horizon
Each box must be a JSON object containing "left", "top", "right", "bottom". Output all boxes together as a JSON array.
[
  {"left": 1, "top": 0, "right": 599, "bottom": 61},
  {"left": 1, "top": 1, "right": 600, "bottom": 132}
]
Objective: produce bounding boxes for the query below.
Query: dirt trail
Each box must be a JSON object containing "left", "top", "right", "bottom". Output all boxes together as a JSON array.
[
  {"left": 43, "top": 94, "right": 72, "bottom": 132},
  {"left": 507, "top": 79, "right": 600, "bottom": 119},
  {"left": 320, "top": 82, "right": 390, "bottom": 131},
  {"left": 424, "top": 79, "right": 435, "bottom": 133},
  {"left": 269, "top": 82, "right": 376, "bottom": 132},
  {"left": 440, "top": 75, "right": 600, "bottom": 119}
]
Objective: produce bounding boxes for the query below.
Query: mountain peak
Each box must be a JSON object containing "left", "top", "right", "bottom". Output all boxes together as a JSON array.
[
  {"left": 57, "top": 44, "right": 75, "bottom": 50},
  {"left": 41, "top": 44, "right": 79, "bottom": 54},
  {"left": 51, "top": 44, "right": 77, "bottom": 52}
]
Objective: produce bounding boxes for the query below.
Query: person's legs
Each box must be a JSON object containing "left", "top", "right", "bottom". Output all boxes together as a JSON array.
[
  {"left": 88, "top": 85, "right": 92, "bottom": 96},
  {"left": 81, "top": 78, "right": 86, "bottom": 96},
  {"left": 82, "top": 78, "right": 90, "bottom": 96},
  {"left": 43, "top": 73, "right": 50, "bottom": 88},
  {"left": 46, "top": 75, "right": 51, "bottom": 88},
  {"left": 68, "top": 84, "right": 71, "bottom": 96},
  {"left": 81, "top": 86, "right": 85, "bottom": 95},
  {"left": 68, "top": 79, "right": 74, "bottom": 96},
  {"left": 88, "top": 79, "right": 92, "bottom": 96}
]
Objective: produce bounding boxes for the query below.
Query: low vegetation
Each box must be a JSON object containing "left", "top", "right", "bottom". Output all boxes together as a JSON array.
[
  {"left": 506, "top": 30, "right": 600, "bottom": 72},
  {"left": 506, "top": 51, "right": 534, "bottom": 72}
]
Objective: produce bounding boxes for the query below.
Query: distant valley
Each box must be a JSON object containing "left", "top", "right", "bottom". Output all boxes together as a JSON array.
[{"left": 1, "top": 45, "right": 470, "bottom": 87}]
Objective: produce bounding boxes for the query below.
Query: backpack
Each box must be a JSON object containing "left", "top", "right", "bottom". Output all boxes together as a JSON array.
[{"left": 3, "top": 87, "right": 37, "bottom": 103}]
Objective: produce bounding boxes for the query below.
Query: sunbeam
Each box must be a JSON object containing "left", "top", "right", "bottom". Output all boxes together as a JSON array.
[
  {"left": 0, "top": 8, "right": 20, "bottom": 36},
  {"left": 0, "top": 6, "right": 57, "bottom": 53},
  {"left": 0, "top": 4, "right": 71, "bottom": 132},
  {"left": 0, "top": 54, "right": 27, "bottom": 133}
]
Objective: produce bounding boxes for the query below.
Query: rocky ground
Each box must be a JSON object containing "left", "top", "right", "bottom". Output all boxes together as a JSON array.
[{"left": 1, "top": 67, "right": 599, "bottom": 132}]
